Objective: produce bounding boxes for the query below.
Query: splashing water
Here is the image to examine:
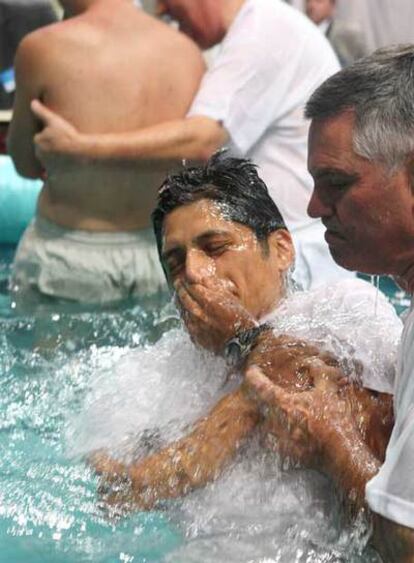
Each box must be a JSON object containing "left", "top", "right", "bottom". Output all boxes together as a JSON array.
[
  {"left": 69, "top": 327, "right": 385, "bottom": 563},
  {"left": 0, "top": 248, "right": 402, "bottom": 561},
  {"left": 68, "top": 279, "right": 401, "bottom": 562},
  {"left": 368, "top": 275, "right": 381, "bottom": 316}
]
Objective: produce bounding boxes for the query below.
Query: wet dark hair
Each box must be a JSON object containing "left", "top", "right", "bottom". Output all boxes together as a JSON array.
[{"left": 152, "top": 152, "right": 287, "bottom": 274}]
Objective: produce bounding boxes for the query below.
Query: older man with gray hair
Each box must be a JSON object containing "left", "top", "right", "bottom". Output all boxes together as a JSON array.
[{"left": 247, "top": 45, "right": 414, "bottom": 562}]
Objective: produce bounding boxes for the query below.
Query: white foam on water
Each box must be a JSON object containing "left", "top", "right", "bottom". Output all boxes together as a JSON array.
[
  {"left": 67, "top": 329, "right": 229, "bottom": 460},
  {"left": 67, "top": 279, "right": 402, "bottom": 561}
]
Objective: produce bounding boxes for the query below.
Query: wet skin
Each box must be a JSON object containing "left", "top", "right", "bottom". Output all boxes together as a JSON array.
[
  {"left": 161, "top": 198, "right": 293, "bottom": 326},
  {"left": 91, "top": 198, "right": 393, "bottom": 511}
]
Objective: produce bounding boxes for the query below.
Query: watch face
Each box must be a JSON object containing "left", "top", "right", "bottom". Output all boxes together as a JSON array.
[{"left": 224, "top": 324, "right": 272, "bottom": 367}]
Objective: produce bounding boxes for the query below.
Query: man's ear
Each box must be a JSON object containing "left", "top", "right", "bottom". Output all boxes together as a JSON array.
[{"left": 268, "top": 229, "right": 295, "bottom": 272}]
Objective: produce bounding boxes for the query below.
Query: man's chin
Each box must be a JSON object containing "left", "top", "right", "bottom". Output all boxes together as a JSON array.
[
  {"left": 329, "top": 246, "right": 386, "bottom": 276},
  {"left": 328, "top": 246, "right": 359, "bottom": 272}
]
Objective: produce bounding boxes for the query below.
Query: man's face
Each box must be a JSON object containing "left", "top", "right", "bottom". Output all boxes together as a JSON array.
[
  {"left": 161, "top": 199, "right": 294, "bottom": 320},
  {"left": 305, "top": 0, "right": 335, "bottom": 24},
  {"left": 156, "top": 0, "right": 225, "bottom": 49},
  {"left": 307, "top": 111, "right": 414, "bottom": 276}
]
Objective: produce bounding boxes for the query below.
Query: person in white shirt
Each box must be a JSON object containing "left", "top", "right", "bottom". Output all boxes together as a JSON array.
[
  {"left": 30, "top": 0, "right": 352, "bottom": 290},
  {"left": 246, "top": 45, "right": 414, "bottom": 561},
  {"left": 305, "top": 0, "right": 368, "bottom": 67}
]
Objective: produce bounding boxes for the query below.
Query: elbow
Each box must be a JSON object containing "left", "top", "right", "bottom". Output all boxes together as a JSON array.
[
  {"left": 189, "top": 135, "right": 226, "bottom": 163},
  {"left": 193, "top": 144, "right": 217, "bottom": 163},
  {"left": 11, "top": 158, "right": 42, "bottom": 180},
  {"left": 184, "top": 117, "right": 229, "bottom": 162},
  {"left": 7, "top": 141, "right": 42, "bottom": 179}
]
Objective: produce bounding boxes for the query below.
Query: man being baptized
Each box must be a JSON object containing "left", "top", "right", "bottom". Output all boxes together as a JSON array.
[{"left": 89, "top": 154, "right": 400, "bottom": 516}]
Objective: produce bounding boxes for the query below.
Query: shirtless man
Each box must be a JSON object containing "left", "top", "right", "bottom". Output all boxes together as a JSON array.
[
  {"left": 92, "top": 154, "right": 398, "bottom": 511},
  {"left": 7, "top": 0, "right": 204, "bottom": 305}
]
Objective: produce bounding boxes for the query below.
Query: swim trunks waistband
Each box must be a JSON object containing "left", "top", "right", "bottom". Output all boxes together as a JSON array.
[{"left": 35, "top": 215, "right": 155, "bottom": 247}]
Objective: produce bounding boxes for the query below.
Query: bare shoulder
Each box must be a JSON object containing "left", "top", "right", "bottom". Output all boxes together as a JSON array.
[
  {"left": 141, "top": 12, "right": 205, "bottom": 70},
  {"left": 13, "top": 26, "right": 58, "bottom": 92},
  {"left": 15, "top": 20, "right": 73, "bottom": 71},
  {"left": 16, "top": 17, "right": 105, "bottom": 85}
]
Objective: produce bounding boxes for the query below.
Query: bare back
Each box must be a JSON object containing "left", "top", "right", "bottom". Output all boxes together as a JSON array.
[{"left": 14, "top": 1, "right": 205, "bottom": 230}]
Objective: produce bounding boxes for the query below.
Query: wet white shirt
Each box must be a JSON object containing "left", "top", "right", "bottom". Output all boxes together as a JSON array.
[
  {"left": 188, "top": 0, "right": 338, "bottom": 233},
  {"left": 266, "top": 278, "right": 401, "bottom": 394},
  {"left": 366, "top": 301, "right": 414, "bottom": 528},
  {"left": 187, "top": 0, "right": 351, "bottom": 289}
]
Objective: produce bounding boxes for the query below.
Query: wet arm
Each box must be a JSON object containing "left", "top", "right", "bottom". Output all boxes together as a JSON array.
[
  {"left": 320, "top": 426, "right": 414, "bottom": 563},
  {"left": 320, "top": 415, "right": 382, "bottom": 511},
  {"left": 7, "top": 36, "right": 44, "bottom": 178},
  {"left": 94, "top": 389, "right": 259, "bottom": 509},
  {"left": 373, "top": 514, "right": 414, "bottom": 563},
  {"left": 244, "top": 364, "right": 385, "bottom": 510}
]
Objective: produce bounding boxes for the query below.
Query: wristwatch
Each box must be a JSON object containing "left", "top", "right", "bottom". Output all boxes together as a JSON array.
[{"left": 224, "top": 323, "right": 273, "bottom": 367}]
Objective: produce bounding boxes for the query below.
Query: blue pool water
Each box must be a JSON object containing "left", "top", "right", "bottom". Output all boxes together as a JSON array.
[
  {"left": 0, "top": 245, "right": 408, "bottom": 563},
  {"left": 0, "top": 246, "right": 183, "bottom": 563}
]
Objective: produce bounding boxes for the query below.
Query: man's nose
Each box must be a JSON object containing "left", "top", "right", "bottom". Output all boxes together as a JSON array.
[
  {"left": 307, "top": 189, "right": 332, "bottom": 219},
  {"left": 184, "top": 250, "right": 214, "bottom": 283}
]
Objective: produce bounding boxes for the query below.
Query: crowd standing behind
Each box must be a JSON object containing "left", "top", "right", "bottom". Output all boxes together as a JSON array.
[{"left": 0, "top": 0, "right": 57, "bottom": 110}]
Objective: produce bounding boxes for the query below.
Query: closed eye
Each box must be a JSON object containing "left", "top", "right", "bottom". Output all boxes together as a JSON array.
[
  {"left": 329, "top": 179, "right": 354, "bottom": 189},
  {"left": 313, "top": 170, "right": 359, "bottom": 191},
  {"left": 204, "top": 242, "right": 229, "bottom": 256}
]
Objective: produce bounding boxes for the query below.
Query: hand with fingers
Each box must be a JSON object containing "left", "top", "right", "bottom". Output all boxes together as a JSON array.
[
  {"left": 31, "top": 99, "right": 84, "bottom": 159},
  {"left": 245, "top": 332, "right": 344, "bottom": 392},
  {"left": 244, "top": 360, "right": 353, "bottom": 470},
  {"left": 90, "top": 449, "right": 163, "bottom": 512},
  {"left": 174, "top": 277, "right": 257, "bottom": 354}
]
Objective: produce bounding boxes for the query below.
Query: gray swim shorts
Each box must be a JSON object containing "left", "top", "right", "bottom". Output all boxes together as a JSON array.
[{"left": 11, "top": 216, "right": 166, "bottom": 305}]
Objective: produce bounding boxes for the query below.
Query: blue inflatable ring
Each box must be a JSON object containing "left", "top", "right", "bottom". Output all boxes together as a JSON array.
[{"left": 0, "top": 155, "right": 42, "bottom": 244}]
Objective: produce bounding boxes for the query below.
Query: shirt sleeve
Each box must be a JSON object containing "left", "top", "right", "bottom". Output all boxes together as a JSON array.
[
  {"left": 366, "top": 312, "right": 414, "bottom": 528},
  {"left": 269, "top": 279, "right": 401, "bottom": 394}
]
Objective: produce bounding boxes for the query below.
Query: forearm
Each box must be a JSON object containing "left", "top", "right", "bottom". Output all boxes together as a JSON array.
[
  {"left": 7, "top": 108, "right": 43, "bottom": 178},
  {"left": 373, "top": 514, "right": 414, "bottom": 562},
  {"left": 323, "top": 423, "right": 381, "bottom": 512},
  {"left": 7, "top": 134, "right": 43, "bottom": 179},
  {"left": 74, "top": 116, "right": 228, "bottom": 164},
  {"left": 118, "top": 390, "right": 259, "bottom": 508}
]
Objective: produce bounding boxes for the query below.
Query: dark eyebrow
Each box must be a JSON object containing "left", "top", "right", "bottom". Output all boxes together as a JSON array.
[
  {"left": 195, "top": 229, "right": 232, "bottom": 244},
  {"left": 311, "top": 167, "right": 359, "bottom": 181}
]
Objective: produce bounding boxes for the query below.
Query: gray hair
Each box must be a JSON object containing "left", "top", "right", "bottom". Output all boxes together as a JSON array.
[{"left": 305, "top": 44, "right": 414, "bottom": 170}]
